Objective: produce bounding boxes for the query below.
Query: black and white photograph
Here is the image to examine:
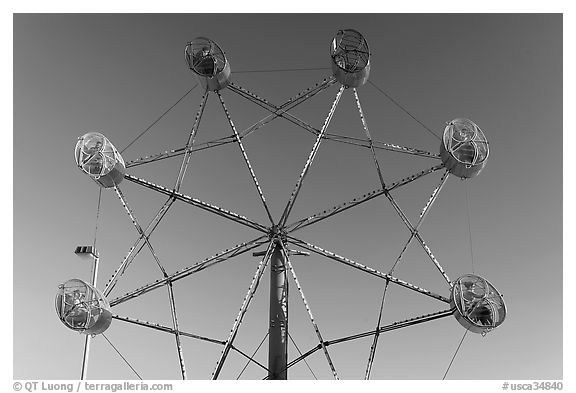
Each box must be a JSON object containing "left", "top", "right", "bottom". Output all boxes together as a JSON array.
[{"left": 11, "top": 10, "right": 566, "bottom": 387}]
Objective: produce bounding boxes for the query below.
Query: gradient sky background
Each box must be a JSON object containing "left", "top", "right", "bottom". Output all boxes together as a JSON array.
[{"left": 13, "top": 13, "right": 563, "bottom": 381}]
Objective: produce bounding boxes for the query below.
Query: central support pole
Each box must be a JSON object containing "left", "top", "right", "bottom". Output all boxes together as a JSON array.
[{"left": 268, "top": 240, "right": 288, "bottom": 380}]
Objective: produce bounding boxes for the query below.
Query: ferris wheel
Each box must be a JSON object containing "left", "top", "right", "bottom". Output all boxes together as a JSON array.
[{"left": 55, "top": 29, "right": 506, "bottom": 380}]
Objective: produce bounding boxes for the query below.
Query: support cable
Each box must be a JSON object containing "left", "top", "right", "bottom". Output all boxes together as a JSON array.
[
  {"left": 234, "top": 67, "right": 331, "bottom": 74},
  {"left": 368, "top": 80, "right": 441, "bottom": 141},
  {"left": 279, "top": 85, "right": 345, "bottom": 227},
  {"left": 465, "top": 181, "right": 475, "bottom": 274},
  {"left": 217, "top": 91, "right": 275, "bottom": 225},
  {"left": 288, "top": 333, "right": 317, "bottom": 380},
  {"left": 120, "top": 84, "right": 198, "bottom": 155},
  {"left": 278, "top": 241, "right": 339, "bottom": 380},
  {"left": 231, "top": 346, "right": 270, "bottom": 374},
  {"left": 236, "top": 333, "right": 269, "bottom": 380},
  {"left": 212, "top": 240, "right": 275, "bottom": 379},
  {"left": 101, "top": 333, "right": 143, "bottom": 380},
  {"left": 442, "top": 330, "right": 468, "bottom": 380},
  {"left": 93, "top": 188, "right": 102, "bottom": 251}
]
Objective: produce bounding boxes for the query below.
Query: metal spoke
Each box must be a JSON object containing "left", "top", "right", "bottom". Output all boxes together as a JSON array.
[
  {"left": 104, "top": 196, "right": 174, "bottom": 296},
  {"left": 167, "top": 283, "right": 187, "bottom": 379},
  {"left": 313, "top": 131, "right": 441, "bottom": 159},
  {"left": 279, "top": 85, "right": 345, "bottom": 227},
  {"left": 322, "top": 133, "right": 374, "bottom": 148},
  {"left": 113, "top": 185, "right": 168, "bottom": 277},
  {"left": 128, "top": 80, "right": 333, "bottom": 171},
  {"left": 353, "top": 88, "right": 385, "bottom": 188},
  {"left": 109, "top": 236, "right": 268, "bottom": 307},
  {"left": 126, "top": 146, "right": 185, "bottom": 168},
  {"left": 279, "top": 111, "right": 440, "bottom": 158},
  {"left": 287, "top": 236, "right": 450, "bottom": 303},
  {"left": 216, "top": 91, "right": 275, "bottom": 225},
  {"left": 227, "top": 78, "right": 337, "bottom": 141},
  {"left": 387, "top": 163, "right": 446, "bottom": 192},
  {"left": 226, "top": 82, "right": 277, "bottom": 111},
  {"left": 325, "top": 308, "right": 454, "bottom": 346},
  {"left": 174, "top": 92, "right": 209, "bottom": 192},
  {"left": 238, "top": 113, "right": 281, "bottom": 139},
  {"left": 277, "top": 77, "right": 337, "bottom": 110},
  {"left": 285, "top": 164, "right": 445, "bottom": 233},
  {"left": 212, "top": 240, "right": 275, "bottom": 379},
  {"left": 278, "top": 240, "right": 339, "bottom": 379},
  {"left": 364, "top": 170, "right": 450, "bottom": 379},
  {"left": 229, "top": 80, "right": 440, "bottom": 160},
  {"left": 228, "top": 77, "right": 335, "bottom": 117},
  {"left": 371, "top": 139, "right": 440, "bottom": 159},
  {"left": 364, "top": 279, "right": 390, "bottom": 380},
  {"left": 125, "top": 136, "right": 236, "bottom": 168},
  {"left": 387, "top": 170, "right": 451, "bottom": 278},
  {"left": 110, "top": 188, "right": 192, "bottom": 378},
  {"left": 383, "top": 188, "right": 452, "bottom": 285},
  {"left": 235, "top": 80, "right": 334, "bottom": 141},
  {"left": 124, "top": 174, "right": 268, "bottom": 233},
  {"left": 112, "top": 314, "right": 225, "bottom": 345},
  {"left": 282, "top": 308, "right": 454, "bottom": 373}
]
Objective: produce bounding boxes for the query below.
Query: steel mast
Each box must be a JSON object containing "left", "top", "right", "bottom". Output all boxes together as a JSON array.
[{"left": 268, "top": 239, "right": 288, "bottom": 379}]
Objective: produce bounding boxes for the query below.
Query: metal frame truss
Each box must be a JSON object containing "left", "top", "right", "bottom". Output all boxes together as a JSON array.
[{"left": 91, "top": 72, "right": 463, "bottom": 380}]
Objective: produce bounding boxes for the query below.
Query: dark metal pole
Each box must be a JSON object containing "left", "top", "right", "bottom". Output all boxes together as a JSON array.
[{"left": 268, "top": 241, "right": 288, "bottom": 379}]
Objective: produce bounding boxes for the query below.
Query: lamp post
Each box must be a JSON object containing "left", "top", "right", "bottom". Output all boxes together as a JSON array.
[{"left": 74, "top": 245, "right": 99, "bottom": 380}]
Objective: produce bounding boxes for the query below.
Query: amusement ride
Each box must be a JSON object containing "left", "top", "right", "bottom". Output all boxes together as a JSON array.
[{"left": 56, "top": 29, "right": 506, "bottom": 380}]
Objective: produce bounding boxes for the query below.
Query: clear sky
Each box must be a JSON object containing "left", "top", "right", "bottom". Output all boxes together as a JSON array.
[{"left": 13, "top": 13, "right": 563, "bottom": 381}]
